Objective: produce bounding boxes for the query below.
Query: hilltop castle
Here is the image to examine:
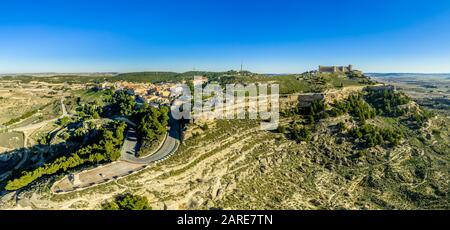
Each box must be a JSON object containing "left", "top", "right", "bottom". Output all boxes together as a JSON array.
[{"left": 318, "top": 65, "right": 353, "bottom": 73}]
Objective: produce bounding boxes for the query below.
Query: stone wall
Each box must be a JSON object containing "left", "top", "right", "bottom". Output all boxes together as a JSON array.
[
  {"left": 297, "top": 93, "right": 325, "bottom": 108},
  {"left": 191, "top": 85, "right": 383, "bottom": 122},
  {"left": 319, "top": 65, "right": 353, "bottom": 73}
]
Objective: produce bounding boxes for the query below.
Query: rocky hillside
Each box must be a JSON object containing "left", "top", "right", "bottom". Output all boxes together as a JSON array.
[{"left": 1, "top": 85, "right": 448, "bottom": 210}]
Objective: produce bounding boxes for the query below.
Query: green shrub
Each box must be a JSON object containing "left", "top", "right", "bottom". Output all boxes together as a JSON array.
[
  {"left": 289, "top": 125, "right": 311, "bottom": 142},
  {"left": 364, "top": 87, "right": 410, "bottom": 117},
  {"left": 349, "top": 124, "right": 402, "bottom": 148},
  {"left": 102, "top": 194, "right": 151, "bottom": 210},
  {"left": 5, "top": 121, "right": 127, "bottom": 191}
]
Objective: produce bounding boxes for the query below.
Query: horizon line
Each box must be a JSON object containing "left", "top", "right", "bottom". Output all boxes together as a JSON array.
[{"left": 1, "top": 70, "right": 450, "bottom": 76}]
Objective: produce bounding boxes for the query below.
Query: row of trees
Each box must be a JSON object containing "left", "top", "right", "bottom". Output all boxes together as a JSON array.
[
  {"left": 6, "top": 88, "right": 171, "bottom": 190},
  {"left": 3, "top": 103, "right": 51, "bottom": 126},
  {"left": 5, "top": 121, "right": 127, "bottom": 191}
]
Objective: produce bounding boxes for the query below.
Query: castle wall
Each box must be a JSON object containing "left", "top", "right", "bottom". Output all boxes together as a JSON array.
[{"left": 319, "top": 65, "right": 353, "bottom": 73}]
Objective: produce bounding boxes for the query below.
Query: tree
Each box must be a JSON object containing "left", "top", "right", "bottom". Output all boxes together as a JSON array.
[
  {"left": 73, "top": 127, "right": 86, "bottom": 142},
  {"left": 136, "top": 107, "right": 169, "bottom": 141},
  {"left": 290, "top": 125, "right": 311, "bottom": 142},
  {"left": 307, "top": 115, "right": 315, "bottom": 124},
  {"left": 92, "top": 111, "right": 100, "bottom": 119},
  {"left": 5, "top": 121, "right": 128, "bottom": 191},
  {"left": 58, "top": 116, "right": 70, "bottom": 126},
  {"left": 115, "top": 122, "right": 127, "bottom": 143},
  {"left": 102, "top": 194, "right": 151, "bottom": 210},
  {"left": 109, "top": 91, "right": 136, "bottom": 116}
]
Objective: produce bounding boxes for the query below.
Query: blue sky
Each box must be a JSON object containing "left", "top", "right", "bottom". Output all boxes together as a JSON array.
[{"left": 1, "top": 0, "right": 450, "bottom": 73}]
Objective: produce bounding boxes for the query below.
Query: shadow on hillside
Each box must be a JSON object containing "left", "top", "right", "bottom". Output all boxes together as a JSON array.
[
  {"left": 168, "top": 113, "right": 188, "bottom": 143},
  {"left": 0, "top": 141, "right": 79, "bottom": 193}
]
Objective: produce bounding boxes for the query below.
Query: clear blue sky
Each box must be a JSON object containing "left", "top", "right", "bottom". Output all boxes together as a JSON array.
[{"left": 1, "top": 0, "right": 450, "bottom": 73}]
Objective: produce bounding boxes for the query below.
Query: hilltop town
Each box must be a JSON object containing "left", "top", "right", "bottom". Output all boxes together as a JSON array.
[{"left": 0, "top": 68, "right": 448, "bottom": 210}]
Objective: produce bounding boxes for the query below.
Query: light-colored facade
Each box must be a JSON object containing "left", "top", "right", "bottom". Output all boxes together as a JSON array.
[{"left": 318, "top": 65, "right": 353, "bottom": 73}]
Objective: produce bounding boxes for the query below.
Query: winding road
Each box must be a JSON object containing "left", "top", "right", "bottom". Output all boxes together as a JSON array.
[
  {"left": 120, "top": 117, "right": 180, "bottom": 164},
  {"left": 51, "top": 117, "right": 181, "bottom": 194}
]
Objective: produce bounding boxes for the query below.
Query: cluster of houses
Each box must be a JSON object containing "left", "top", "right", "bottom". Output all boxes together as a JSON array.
[{"left": 97, "top": 76, "right": 209, "bottom": 108}]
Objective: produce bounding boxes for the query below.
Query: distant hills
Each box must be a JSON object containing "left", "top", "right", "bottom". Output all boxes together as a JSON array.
[
  {"left": 0, "top": 72, "right": 118, "bottom": 77},
  {"left": 367, "top": 73, "right": 450, "bottom": 79}
]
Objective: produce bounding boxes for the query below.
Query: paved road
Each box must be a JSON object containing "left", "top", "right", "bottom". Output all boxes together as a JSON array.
[
  {"left": 51, "top": 161, "right": 147, "bottom": 193},
  {"left": 120, "top": 117, "right": 180, "bottom": 164},
  {"left": 119, "top": 128, "right": 139, "bottom": 157},
  {"left": 51, "top": 117, "right": 181, "bottom": 193}
]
